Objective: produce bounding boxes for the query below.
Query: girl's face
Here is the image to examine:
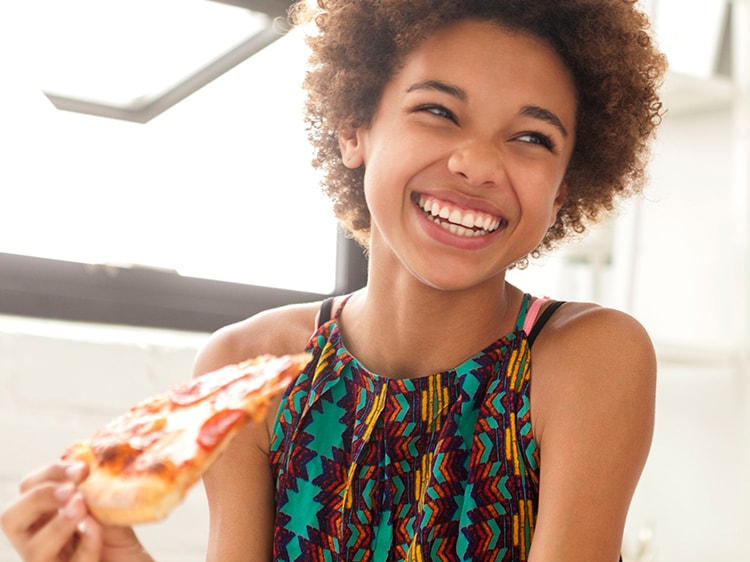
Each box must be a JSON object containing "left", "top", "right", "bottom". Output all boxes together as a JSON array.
[{"left": 339, "top": 19, "right": 577, "bottom": 291}]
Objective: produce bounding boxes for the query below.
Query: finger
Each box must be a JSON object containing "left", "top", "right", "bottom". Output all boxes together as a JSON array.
[
  {"left": 1, "top": 480, "right": 73, "bottom": 544},
  {"left": 70, "top": 516, "right": 103, "bottom": 562},
  {"left": 22, "top": 493, "right": 88, "bottom": 562},
  {"left": 19, "top": 461, "right": 88, "bottom": 493}
]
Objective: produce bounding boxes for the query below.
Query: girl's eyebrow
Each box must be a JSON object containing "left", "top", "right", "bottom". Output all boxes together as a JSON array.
[
  {"left": 520, "top": 105, "right": 569, "bottom": 138},
  {"left": 406, "top": 80, "right": 570, "bottom": 138},
  {"left": 406, "top": 80, "right": 467, "bottom": 101}
]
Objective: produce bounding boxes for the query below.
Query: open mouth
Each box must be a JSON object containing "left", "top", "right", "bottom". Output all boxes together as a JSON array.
[{"left": 415, "top": 194, "right": 505, "bottom": 237}]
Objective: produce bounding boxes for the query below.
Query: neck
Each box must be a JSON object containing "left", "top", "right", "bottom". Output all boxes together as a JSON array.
[{"left": 340, "top": 274, "right": 523, "bottom": 379}]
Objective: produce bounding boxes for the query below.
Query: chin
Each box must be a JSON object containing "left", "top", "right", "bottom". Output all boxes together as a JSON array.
[{"left": 408, "top": 266, "right": 506, "bottom": 293}]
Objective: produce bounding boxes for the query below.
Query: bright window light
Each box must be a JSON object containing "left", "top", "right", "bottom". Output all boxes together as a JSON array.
[
  {"left": 652, "top": 0, "right": 728, "bottom": 79},
  {"left": 37, "top": 0, "right": 271, "bottom": 107},
  {"left": 0, "top": 2, "right": 338, "bottom": 294}
]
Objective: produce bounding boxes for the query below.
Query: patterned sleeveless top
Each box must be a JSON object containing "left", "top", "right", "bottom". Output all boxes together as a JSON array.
[{"left": 269, "top": 294, "right": 554, "bottom": 561}]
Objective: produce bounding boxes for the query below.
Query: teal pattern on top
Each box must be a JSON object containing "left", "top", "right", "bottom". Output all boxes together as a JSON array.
[{"left": 270, "top": 293, "right": 540, "bottom": 561}]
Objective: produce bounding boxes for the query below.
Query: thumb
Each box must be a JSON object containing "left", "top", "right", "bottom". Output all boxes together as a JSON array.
[{"left": 70, "top": 516, "right": 102, "bottom": 562}]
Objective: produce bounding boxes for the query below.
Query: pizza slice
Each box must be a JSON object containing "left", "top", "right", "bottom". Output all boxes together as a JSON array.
[{"left": 62, "top": 353, "right": 309, "bottom": 526}]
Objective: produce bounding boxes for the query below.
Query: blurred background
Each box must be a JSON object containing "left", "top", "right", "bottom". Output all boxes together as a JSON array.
[{"left": 0, "top": 1, "right": 748, "bottom": 560}]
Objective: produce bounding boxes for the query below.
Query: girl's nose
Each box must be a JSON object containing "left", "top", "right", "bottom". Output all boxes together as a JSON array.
[{"left": 447, "top": 140, "right": 504, "bottom": 187}]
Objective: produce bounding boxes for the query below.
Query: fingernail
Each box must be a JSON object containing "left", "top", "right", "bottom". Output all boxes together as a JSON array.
[
  {"left": 65, "top": 461, "right": 86, "bottom": 481},
  {"left": 54, "top": 482, "right": 75, "bottom": 503},
  {"left": 61, "top": 494, "right": 86, "bottom": 520},
  {"left": 76, "top": 520, "right": 88, "bottom": 535}
]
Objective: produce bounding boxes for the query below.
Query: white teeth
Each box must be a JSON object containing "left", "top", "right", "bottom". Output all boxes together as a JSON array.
[{"left": 416, "top": 195, "right": 502, "bottom": 236}]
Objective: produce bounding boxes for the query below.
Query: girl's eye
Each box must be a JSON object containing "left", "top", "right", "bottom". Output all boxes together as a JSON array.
[
  {"left": 516, "top": 132, "right": 555, "bottom": 151},
  {"left": 415, "top": 104, "right": 458, "bottom": 123}
]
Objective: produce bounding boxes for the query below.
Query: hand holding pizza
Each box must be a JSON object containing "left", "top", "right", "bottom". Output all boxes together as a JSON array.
[
  {"left": 0, "top": 460, "right": 146, "bottom": 562},
  {"left": 1, "top": 353, "right": 309, "bottom": 560}
]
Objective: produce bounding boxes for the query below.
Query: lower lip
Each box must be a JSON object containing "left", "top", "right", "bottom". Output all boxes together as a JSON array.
[{"left": 415, "top": 206, "right": 504, "bottom": 250}]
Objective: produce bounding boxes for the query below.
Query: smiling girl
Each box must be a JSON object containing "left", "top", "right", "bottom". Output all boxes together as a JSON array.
[{"left": 1, "top": 1, "right": 666, "bottom": 561}]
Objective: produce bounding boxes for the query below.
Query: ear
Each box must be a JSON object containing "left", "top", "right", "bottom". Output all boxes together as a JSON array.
[{"left": 338, "top": 127, "right": 366, "bottom": 169}]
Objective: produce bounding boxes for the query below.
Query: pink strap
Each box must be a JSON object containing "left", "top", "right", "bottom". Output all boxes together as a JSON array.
[{"left": 523, "top": 297, "right": 549, "bottom": 334}]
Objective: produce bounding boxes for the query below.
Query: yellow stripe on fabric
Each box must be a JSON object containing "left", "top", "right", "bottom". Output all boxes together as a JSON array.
[
  {"left": 509, "top": 339, "right": 529, "bottom": 390},
  {"left": 312, "top": 340, "right": 336, "bottom": 386},
  {"left": 520, "top": 339, "right": 531, "bottom": 383},
  {"left": 422, "top": 375, "right": 445, "bottom": 429},
  {"left": 421, "top": 378, "right": 430, "bottom": 423},
  {"left": 407, "top": 450, "right": 433, "bottom": 562},
  {"left": 431, "top": 376, "right": 437, "bottom": 425},
  {"left": 416, "top": 451, "right": 433, "bottom": 511},
  {"left": 364, "top": 383, "right": 388, "bottom": 430},
  {"left": 441, "top": 377, "right": 450, "bottom": 431},
  {"left": 528, "top": 499, "right": 536, "bottom": 534},
  {"left": 342, "top": 462, "right": 358, "bottom": 510},
  {"left": 406, "top": 535, "right": 423, "bottom": 562},
  {"left": 510, "top": 412, "right": 520, "bottom": 475},
  {"left": 505, "top": 427, "right": 512, "bottom": 461},
  {"left": 508, "top": 348, "right": 520, "bottom": 390},
  {"left": 342, "top": 383, "right": 387, "bottom": 513},
  {"left": 442, "top": 385, "right": 449, "bottom": 420}
]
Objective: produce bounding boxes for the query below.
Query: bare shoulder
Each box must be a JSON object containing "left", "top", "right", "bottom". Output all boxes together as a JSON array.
[
  {"left": 192, "top": 300, "right": 322, "bottom": 377},
  {"left": 535, "top": 301, "right": 656, "bottom": 375},
  {"left": 540, "top": 301, "right": 654, "bottom": 358},
  {"left": 530, "top": 301, "right": 657, "bottom": 445}
]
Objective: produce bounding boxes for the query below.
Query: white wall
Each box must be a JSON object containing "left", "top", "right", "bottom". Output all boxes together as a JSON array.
[
  {"left": 0, "top": 317, "right": 210, "bottom": 562},
  {"left": 622, "top": 100, "right": 750, "bottom": 560}
]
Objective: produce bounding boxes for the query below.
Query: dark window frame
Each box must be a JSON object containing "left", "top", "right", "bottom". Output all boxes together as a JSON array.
[{"left": 0, "top": 232, "right": 367, "bottom": 333}]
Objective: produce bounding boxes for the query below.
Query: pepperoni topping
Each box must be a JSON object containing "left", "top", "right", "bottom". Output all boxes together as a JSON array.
[
  {"left": 197, "top": 409, "right": 246, "bottom": 449},
  {"left": 170, "top": 364, "right": 245, "bottom": 406},
  {"left": 169, "top": 354, "right": 287, "bottom": 407}
]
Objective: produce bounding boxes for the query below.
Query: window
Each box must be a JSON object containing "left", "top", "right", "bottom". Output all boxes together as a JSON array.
[{"left": 0, "top": 1, "right": 366, "bottom": 332}]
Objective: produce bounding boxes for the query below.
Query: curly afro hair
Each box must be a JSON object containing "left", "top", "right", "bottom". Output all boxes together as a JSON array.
[{"left": 289, "top": 0, "right": 667, "bottom": 257}]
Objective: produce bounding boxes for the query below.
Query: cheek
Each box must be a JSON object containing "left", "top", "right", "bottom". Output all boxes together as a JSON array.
[
  {"left": 361, "top": 148, "right": 409, "bottom": 203},
  {"left": 361, "top": 165, "right": 392, "bottom": 227},
  {"left": 512, "top": 165, "right": 564, "bottom": 204}
]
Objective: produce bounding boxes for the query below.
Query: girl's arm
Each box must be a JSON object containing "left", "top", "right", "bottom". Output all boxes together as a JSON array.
[
  {"left": 193, "top": 303, "right": 319, "bottom": 562},
  {"left": 528, "top": 304, "right": 657, "bottom": 562}
]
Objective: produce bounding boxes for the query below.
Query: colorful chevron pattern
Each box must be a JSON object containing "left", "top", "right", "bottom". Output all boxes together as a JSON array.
[{"left": 270, "top": 294, "right": 540, "bottom": 561}]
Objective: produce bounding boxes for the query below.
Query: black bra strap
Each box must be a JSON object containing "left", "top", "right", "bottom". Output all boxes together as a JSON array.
[
  {"left": 317, "top": 297, "right": 335, "bottom": 329},
  {"left": 527, "top": 301, "right": 566, "bottom": 348}
]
